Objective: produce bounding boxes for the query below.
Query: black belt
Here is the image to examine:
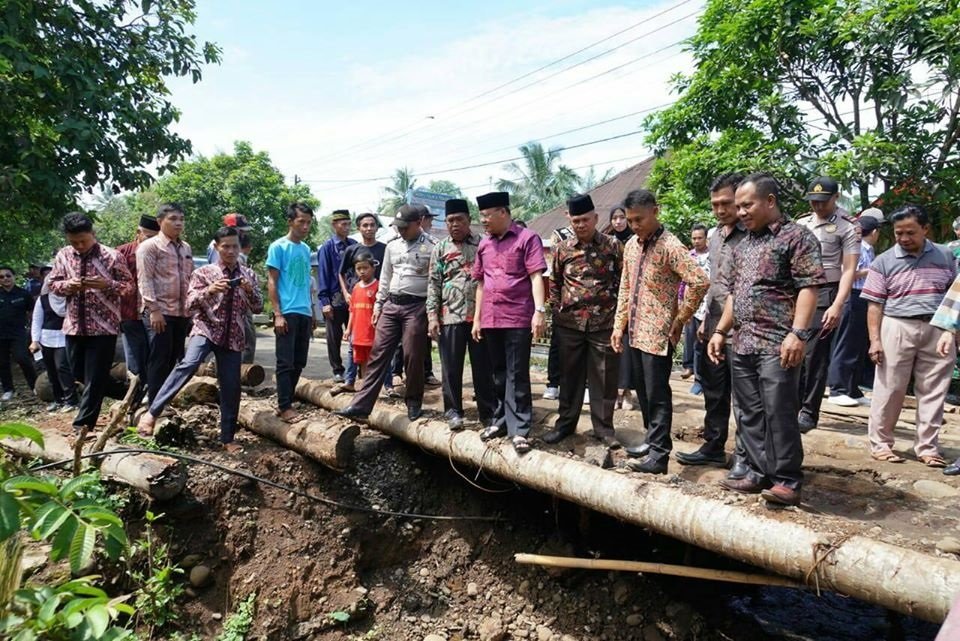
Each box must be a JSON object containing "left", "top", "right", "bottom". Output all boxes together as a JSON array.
[
  {"left": 388, "top": 294, "right": 426, "bottom": 305},
  {"left": 892, "top": 314, "right": 934, "bottom": 322}
]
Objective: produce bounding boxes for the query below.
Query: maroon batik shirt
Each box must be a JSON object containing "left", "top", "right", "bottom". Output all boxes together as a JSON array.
[
  {"left": 115, "top": 240, "right": 141, "bottom": 322},
  {"left": 47, "top": 243, "right": 133, "bottom": 336},
  {"left": 186, "top": 263, "right": 264, "bottom": 352}
]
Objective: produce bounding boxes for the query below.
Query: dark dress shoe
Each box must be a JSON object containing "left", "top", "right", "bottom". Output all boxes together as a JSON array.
[
  {"left": 624, "top": 443, "right": 650, "bottom": 458},
  {"left": 595, "top": 433, "right": 621, "bottom": 449},
  {"left": 334, "top": 406, "right": 370, "bottom": 419},
  {"left": 625, "top": 456, "right": 668, "bottom": 475},
  {"left": 542, "top": 427, "right": 573, "bottom": 444},
  {"left": 727, "top": 457, "right": 750, "bottom": 480},
  {"left": 719, "top": 477, "right": 767, "bottom": 494},
  {"left": 447, "top": 413, "right": 465, "bottom": 431},
  {"left": 676, "top": 449, "right": 726, "bottom": 466},
  {"left": 944, "top": 459, "right": 960, "bottom": 476},
  {"left": 480, "top": 424, "right": 506, "bottom": 441},
  {"left": 798, "top": 413, "right": 817, "bottom": 434},
  {"left": 761, "top": 484, "right": 801, "bottom": 506},
  {"left": 407, "top": 405, "right": 423, "bottom": 421}
]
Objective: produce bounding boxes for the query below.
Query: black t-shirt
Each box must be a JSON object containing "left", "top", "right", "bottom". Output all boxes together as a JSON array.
[
  {"left": 0, "top": 286, "right": 33, "bottom": 338},
  {"left": 339, "top": 242, "right": 387, "bottom": 295}
]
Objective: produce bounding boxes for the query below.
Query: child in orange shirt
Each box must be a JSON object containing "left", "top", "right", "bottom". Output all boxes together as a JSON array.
[{"left": 346, "top": 252, "right": 379, "bottom": 380}]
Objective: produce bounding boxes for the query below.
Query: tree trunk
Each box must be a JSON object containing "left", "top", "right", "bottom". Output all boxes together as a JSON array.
[
  {"left": 172, "top": 376, "right": 220, "bottom": 406},
  {"left": 236, "top": 400, "right": 359, "bottom": 472},
  {"left": 294, "top": 377, "right": 960, "bottom": 623},
  {"left": 1, "top": 428, "right": 186, "bottom": 501},
  {"left": 197, "top": 362, "right": 266, "bottom": 387}
]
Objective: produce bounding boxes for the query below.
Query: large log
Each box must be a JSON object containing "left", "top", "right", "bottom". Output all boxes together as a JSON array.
[
  {"left": 1, "top": 428, "right": 186, "bottom": 500},
  {"left": 197, "top": 362, "right": 266, "bottom": 387},
  {"left": 173, "top": 376, "right": 220, "bottom": 406},
  {"left": 294, "top": 377, "right": 960, "bottom": 623},
  {"left": 236, "top": 400, "right": 359, "bottom": 472}
]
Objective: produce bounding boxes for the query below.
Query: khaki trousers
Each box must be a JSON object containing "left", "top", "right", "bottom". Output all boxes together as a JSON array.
[{"left": 868, "top": 316, "right": 955, "bottom": 458}]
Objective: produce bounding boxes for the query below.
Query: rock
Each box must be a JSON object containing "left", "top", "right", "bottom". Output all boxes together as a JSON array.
[
  {"left": 424, "top": 635, "right": 446, "bottom": 641},
  {"left": 185, "top": 587, "right": 198, "bottom": 598},
  {"left": 189, "top": 565, "right": 213, "bottom": 588},
  {"left": 913, "top": 480, "right": 960, "bottom": 499},
  {"left": 180, "top": 553, "right": 203, "bottom": 569},
  {"left": 937, "top": 537, "right": 960, "bottom": 555},
  {"left": 536, "top": 624, "right": 553, "bottom": 641},
  {"left": 419, "top": 567, "right": 431, "bottom": 577},
  {"left": 211, "top": 612, "right": 222, "bottom": 621},
  {"left": 643, "top": 624, "right": 665, "bottom": 641},
  {"left": 560, "top": 635, "right": 578, "bottom": 641},
  {"left": 612, "top": 581, "right": 630, "bottom": 606},
  {"left": 467, "top": 582, "right": 479, "bottom": 597},
  {"left": 478, "top": 615, "right": 507, "bottom": 641},
  {"left": 626, "top": 614, "right": 643, "bottom": 626}
]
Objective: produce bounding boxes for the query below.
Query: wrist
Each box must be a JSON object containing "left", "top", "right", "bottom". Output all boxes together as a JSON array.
[
  {"left": 534, "top": 305, "right": 546, "bottom": 313},
  {"left": 790, "top": 327, "right": 815, "bottom": 342}
]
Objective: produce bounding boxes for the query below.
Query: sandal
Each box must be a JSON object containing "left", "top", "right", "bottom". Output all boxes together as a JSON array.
[
  {"left": 920, "top": 454, "right": 947, "bottom": 468},
  {"left": 871, "top": 451, "right": 905, "bottom": 463},
  {"left": 512, "top": 436, "right": 531, "bottom": 455}
]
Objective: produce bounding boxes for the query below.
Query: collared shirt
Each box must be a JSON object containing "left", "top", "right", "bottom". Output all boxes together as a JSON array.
[
  {"left": 0, "top": 286, "right": 33, "bottom": 338},
  {"left": 613, "top": 229, "right": 709, "bottom": 356},
  {"left": 375, "top": 232, "right": 436, "bottom": 313},
  {"left": 115, "top": 240, "right": 141, "bottom": 321},
  {"left": 797, "top": 211, "right": 860, "bottom": 283},
  {"left": 473, "top": 222, "right": 546, "bottom": 329},
  {"left": 47, "top": 243, "right": 133, "bottom": 336},
  {"left": 724, "top": 218, "right": 825, "bottom": 355},
  {"left": 861, "top": 240, "right": 956, "bottom": 318},
  {"left": 317, "top": 235, "right": 357, "bottom": 309},
  {"left": 702, "top": 222, "right": 747, "bottom": 335},
  {"left": 427, "top": 233, "right": 481, "bottom": 326},
  {"left": 550, "top": 231, "right": 622, "bottom": 332},
  {"left": 340, "top": 242, "right": 386, "bottom": 294},
  {"left": 854, "top": 240, "right": 875, "bottom": 290},
  {"left": 136, "top": 233, "right": 193, "bottom": 317},
  {"left": 186, "top": 263, "right": 263, "bottom": 352}
]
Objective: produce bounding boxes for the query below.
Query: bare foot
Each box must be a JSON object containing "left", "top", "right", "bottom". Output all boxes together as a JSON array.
[
  {"left": 223, "top": 442, "right": 243, "bottom": 454},
  {"left": 137, "top": 412, "right": 156, "bottom": 436},
  {"left": 278, "top": 408, "right": 299, "bottom": 423}
]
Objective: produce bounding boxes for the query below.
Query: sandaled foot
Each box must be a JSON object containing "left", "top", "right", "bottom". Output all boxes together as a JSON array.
[
  {"left": 136, "top": 413, "right": 156, "bottom": 437},
  {"left": 871, "top": 450, "right": 905, "bottom": 463},
  {"left": 920, "top": 454, "right": 947, "bottom": 468},
  {"left": 223, "top": 442, "right": 243, "bottom": 454},
  {"left": 512, "top": 436, "right": 532, "bottom": 454}
]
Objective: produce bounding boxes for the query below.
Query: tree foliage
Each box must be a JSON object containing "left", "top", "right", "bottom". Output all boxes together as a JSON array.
[
  {"left": 644, "top": 0, "right": 960, "bottom": 230},
  {"left": 378, "top": 167, "right": 417, "bottom": 216},
  {"left": 0, "top": 0, "right": 221, "bottom": 266},
  {"left": 495, "top": 143, "right": 580, "bottom": 220}
]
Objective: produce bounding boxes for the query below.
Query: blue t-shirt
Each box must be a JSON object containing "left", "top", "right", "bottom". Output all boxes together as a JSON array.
[{"left": 266, "top": 237, "right": 313, "bottom": 317}]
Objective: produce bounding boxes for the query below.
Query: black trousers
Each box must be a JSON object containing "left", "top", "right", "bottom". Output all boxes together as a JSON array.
[
  {"left": 697, "top": 340, "right": 744, "bottom": 455},
  {"left": 66, "top": 334, "right": 116, "bottom": 429},
  {"left": 731, "top": 352, "right": 804, "bottom": 489},
  {"left": 630, "top": 346, "right": 674, "bottom": 462},
  {"left": 351, "top": 300, "right": 428, "bottom": 412},
  {"left": 41, "top": 345, "right": 77, "bottom": 405},
  {"left": 486, "top": 328, "right": 533, "bottom": 437},
  {"left": 555, "top": 326, "right": 618, "bottom": 437},
  {"left": 242, "top": 311, "right": 256, "bottom": 365},
  {"left": 799, "top": 283, "right": 839, "bottom": 424},
  {"left": 275, "top": 313, "right": 312, "bottom": 411},
  {"left": 144, "top": 314, "right": 191, "bottom": 404},
  {"left": 681, "top": 317, "right": 702, "bottom": 373},
  {"left": 0, "top": 334, "right": 37, "bottom": 392},
  {"left": 547, "top": 329, "right": 561, "bottom": 388},
  {"left": 439, "top": 323, "right": 496, "bottom": 423},
  {"left": 324, "top": 305, "right": 349, "bottom": 376},
  {"left": 827, "top": 289, "right": 868, "bottom": 398},
  {"left": 617, "top": 344, "right": 633, "bottom": 390}
]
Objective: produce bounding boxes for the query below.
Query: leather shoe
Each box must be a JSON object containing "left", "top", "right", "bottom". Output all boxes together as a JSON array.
[
  {"left": 798, "top": 413, "right": 817, "bottom": 434},
  {"left": 480, "top": 424, "right": 506, "bottom": 441},
  {"left": 727, "top": 456, "right": 750, "bottom": 480},
  {"left": 624, "top": 443, "right": 650, "bottom": 458},
  {"left": 676, "top": 449, "right": 726, "bottom": 466},
  {"left": 761, "top": 484, "right": 801, "bottom": 506},
  {"left": 446, "top": 413, "right": 464, "bottom": 431},
  {"left": 407, "top": 405, "right": 423, "bottom": 421},
  {"left": 944, "top": 459, "right": 960, "bottom": 476},
  {"left": 719, "top": 477, "right": 767, "bottom": 494},
  {"left": 541, "top": 427, "right": 573, "bottom": 444},
  {"left": 334, "top": 406, "right": 369, "bottom": 419},
  {"left": 595, "top": 433, "right": 621, "bottom": 449},
  {"left": 625, "top": 455, "right": 668, "bottom": 475}
]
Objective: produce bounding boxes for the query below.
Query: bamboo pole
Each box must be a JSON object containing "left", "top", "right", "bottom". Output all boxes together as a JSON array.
[
  {"left": 295, "top": 377, "right": 960, "bottom": 623},
  {"left": 515, "top": 553, "right": 805, "bottom": 588}
]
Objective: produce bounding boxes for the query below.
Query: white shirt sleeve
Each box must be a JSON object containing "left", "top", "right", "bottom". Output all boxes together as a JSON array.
[{"left": 30, "top": 299, "right": 43, "bottom": 344}]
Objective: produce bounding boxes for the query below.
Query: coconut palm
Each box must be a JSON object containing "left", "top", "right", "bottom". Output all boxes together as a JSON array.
[
  {"left": 495, "top": 143, "right": 580, "bottom": 219},
  {"left": 379, "top": 167, "right": 417, "bottom": 216}
]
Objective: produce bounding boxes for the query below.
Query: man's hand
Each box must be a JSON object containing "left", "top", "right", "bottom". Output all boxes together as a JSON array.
[
  {"left": 868, "top": 337, "right": 883, "bottom": 365},
  {"left": 64, "top": 278, "right": 83, "bottom": 294},
  {"left": 707, "top": 333, "right": 726, "bottom": 364},
  {"left": 82, "top": 276, "right": 109, "bottom": 290},
  {"left": 696, "top": 322, "right": 706, "bottom": 343},
  {"left": 149, "top": 311, "right": 166, "bottom": 334},
  {"left": 780, "top": 332, "right": 805, "bottom": 369},
  {"left": 937, "top": 331, "right": 956, "bottom": 357},
  {"left": 611, "top": 328, "right": 624, "bottom": 354},
  {"left": 471, "top": 321, "right": 482, "bottom": 343},
  {"left": 322, "top": 304, "right": 333, "bottom": 320},
  {"left": 29, "top": 341, "right": 40, "bottom": 354},
  {"left": 531, "top": 310, "right": 546, "bottom": 341},
  {"left": 207, "top": 279, "right": 230, "bottom": 296},
  {"left": 241, "top": 279, "right": 254, "bottom": 295},
  {"left": 371, "top": 308, "right": 380, "bottom": 327},
  {"left": 821, "top": 304, "right": 843, "bottom": 333},
  {"left": 274, "top": 313, "right": 288, "bottom": 336},
  {"left": 428, "top": 320, "right": 440, "bottom": 340},
  {"left": 668, "top": 318, "right": 684, "bottom": 347}
]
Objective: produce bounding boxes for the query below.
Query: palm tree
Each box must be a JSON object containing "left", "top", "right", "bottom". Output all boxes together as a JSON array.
[
  {"left": 579, "top": 166, "right": 616, "bottom": 192},
  {"left": 495, "top": 143, "right": 580, "bottom": 219},
  {"left": 379, "top": 167, "right": 417, "bottom": 216}
]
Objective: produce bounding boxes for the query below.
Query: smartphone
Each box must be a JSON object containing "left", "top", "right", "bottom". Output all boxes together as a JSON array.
[{"left": 228, "top": 277, "right": 243, "bottom": 287}]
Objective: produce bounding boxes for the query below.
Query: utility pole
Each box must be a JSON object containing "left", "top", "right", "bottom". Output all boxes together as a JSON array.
[{"left": 294, "top": 174, "right": 301, "bottom": 186}]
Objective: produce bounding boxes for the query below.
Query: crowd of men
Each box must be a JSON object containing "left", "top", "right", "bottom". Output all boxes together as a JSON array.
[{"left": 4, "top": 172, "right": 960, "bottom": 504}]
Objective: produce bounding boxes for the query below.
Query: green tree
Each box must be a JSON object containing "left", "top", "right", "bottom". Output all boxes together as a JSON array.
[
  {"left": 495, "top": 143, "right": 580, "bottom": 220},
  {"left": 89, "top": 187, "right": 163, "bottom": 250},
  {"left": 578, "top": 166, "right": 616, "bottom": 192},
  {"left": 153, "top": 141, "right": 319, "bottom": 264},
  {"left": 378, "top": 167, "right": 417, "bottom": 216},
  {"left": 0, "top": 0, "right": 221, "bottom": 266},
  {"left": 644, "top": 0, "right": 960, "bottom": 231}
]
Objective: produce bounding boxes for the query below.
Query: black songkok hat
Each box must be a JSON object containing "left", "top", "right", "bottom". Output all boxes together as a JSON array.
[
  {"left": 139, "top": 215, "right": 161, "bottom": 232},
  {"left": 445, "top": 199, "right": 470, "bottom": 216},
  {"left": 566, "top": 194, "right": 595, "bottom": 217},
  {"left": 476, "top": 191, "right": 510, "bottom": 210},
  {"left": 330, "top": 209, "right": 351, "bottom": 222}
]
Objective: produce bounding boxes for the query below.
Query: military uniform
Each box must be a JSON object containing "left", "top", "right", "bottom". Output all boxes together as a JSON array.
[{"left": 795, "top": 209, "right": 860, "bottom": 428}]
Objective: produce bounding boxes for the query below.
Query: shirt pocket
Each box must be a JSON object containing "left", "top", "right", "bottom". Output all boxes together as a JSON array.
[{"left": 505, "top": 247, "right": 527, "bottom": 274}]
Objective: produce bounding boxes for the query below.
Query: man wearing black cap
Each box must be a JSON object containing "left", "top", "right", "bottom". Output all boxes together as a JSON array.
[
  {"left": 796, "top": 176, "right": 861, "bottom": 432},
  {"left": 427, "top": 199, "right": 496, "bottom": 430},
  {"left": 336, "top": 205, "right": 436, "bottom": 420},
  {"left": 317, "top": 210, "right": 358, "bottom": 384},
  {"left": 471, "top": 192, "right": 548, "bottom": 454},
  {"left": 541, "top": 194, "right": 623, "bottom": 447}
]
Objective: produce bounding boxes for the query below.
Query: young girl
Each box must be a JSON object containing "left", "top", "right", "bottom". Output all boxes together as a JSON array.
[{"left": 345, "top": 252, "right": 379, "bottom": 381}]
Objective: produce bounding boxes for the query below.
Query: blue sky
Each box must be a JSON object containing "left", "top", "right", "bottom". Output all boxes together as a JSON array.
[{"left": 166, "top": 0, "right": 702, "bottom": 214}]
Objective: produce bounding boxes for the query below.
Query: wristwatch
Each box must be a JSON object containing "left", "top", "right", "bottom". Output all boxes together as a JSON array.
[
  {"left": 790, "top": 327, "right": 815, "bottom": 342},
  {"left": 535, "top": 305, "right": 546, "bottom": 313}
]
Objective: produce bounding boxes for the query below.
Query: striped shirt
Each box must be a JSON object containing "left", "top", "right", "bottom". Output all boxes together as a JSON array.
[
  {"left": 860, "top": 241, "right": 955, "bottom": 317},
  {"left": 932, "top": 274, "right": 960, "bottom": 333},
  {"left": 136, "top": 233, "right": 194, "bottom": 317}
]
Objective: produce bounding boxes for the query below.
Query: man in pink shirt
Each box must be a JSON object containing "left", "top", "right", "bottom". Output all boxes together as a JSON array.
[{"left": 471, "top": 192, "right": 547, "bottom": 454}]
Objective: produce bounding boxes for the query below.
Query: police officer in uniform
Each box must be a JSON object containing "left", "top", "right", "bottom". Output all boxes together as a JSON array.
[
  {"left": 336, "top": 205, "right": 436, "bottom": 421},
  {"left": 796, "top": 176, "right": 861, "bottom": 433}
]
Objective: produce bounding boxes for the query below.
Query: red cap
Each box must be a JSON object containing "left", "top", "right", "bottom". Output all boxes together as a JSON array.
[{"left": 223, "top": 213, "right": 252, "bottom": 231}]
